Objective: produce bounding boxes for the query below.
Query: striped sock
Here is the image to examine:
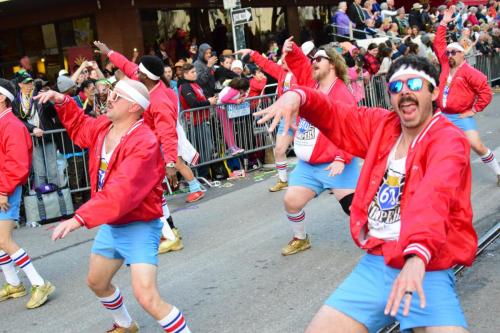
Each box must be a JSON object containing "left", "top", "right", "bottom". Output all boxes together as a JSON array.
[
  {"left": 276, "top": 161, "right": 288, "bottom": 182},
  {"left": 481, "top": 149, "right": 500, "bottom": 175},
  {"left": 12, "top": 248, "right": 44, "bottom": 286},
  {"left": 158, "top": 306, "right": 191, "bottom": 333},
  {"left": 287, "top": 210, "right": 306, "bottom": 239},
  {"left": 0, "top": 251, "right": 20, "bottom": 286},
  {"left": 99, "top": 287, "right": 133, "bottom": 328},
  {"left": 187, "top": 179, "right": 201, "bottom": 193}
]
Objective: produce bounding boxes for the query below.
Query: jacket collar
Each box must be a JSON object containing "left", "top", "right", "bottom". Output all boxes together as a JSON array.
[
  {"left": 0, "top": 108, "right": 12, "bottom": 120},
  {"left": 410, "top": 111, "right": 442, "bottom": 149}
]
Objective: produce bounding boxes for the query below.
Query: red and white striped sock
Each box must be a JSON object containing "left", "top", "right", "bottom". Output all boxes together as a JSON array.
[
  {"left": 98, "top": 287, "right": 133, "bottom": 328},
  {"left": 287, "top": 210, "right": 306, "bottom": 239},
  {"left": 12, "top": 248, "right": 44, "bottom": 286},
  {"left": 158, "top": 306, "right": 191, "bottom": 333},
  {"left": 481, "top": 149, "right": 500, "bottom": 175},
  {"left": 276, "top": 161, "right": 288, "bottom": 182},
  {"left": 0, "top": 251, "right": 20, "bottom": 286}
]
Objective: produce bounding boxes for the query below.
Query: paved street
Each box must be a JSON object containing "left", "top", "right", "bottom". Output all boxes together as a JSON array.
[{"left": 1, "top": 96, "right": 499, "bottom": 333}]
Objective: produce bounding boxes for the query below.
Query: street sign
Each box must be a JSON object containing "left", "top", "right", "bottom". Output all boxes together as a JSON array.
[
  {"left": 223, "top": 0, "right": 237, "bottom": 9},
  {"left": 232, "top": 7, "right": 252, "bottom": 25}
]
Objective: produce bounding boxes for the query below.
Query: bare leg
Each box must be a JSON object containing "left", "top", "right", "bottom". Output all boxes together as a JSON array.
[{"left": 306, "top": 305, "right": 368, "bottom": 333}]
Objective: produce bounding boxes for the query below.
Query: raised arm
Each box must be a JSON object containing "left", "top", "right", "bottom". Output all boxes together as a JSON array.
[
  {"left": 285, "top": 43, "right": 316, "bottom": 87},
  {"left": 256, "top": 87, "right": 389, "bottom": 158},
  {"left": 434, "top": 7, "right": 455, "bottom": 65},
  {"left": 95, "top": 41, "right": 140, "bottom": 81},
  {"left": 35, "top": 92, "right": 105, "bottom": 149}
]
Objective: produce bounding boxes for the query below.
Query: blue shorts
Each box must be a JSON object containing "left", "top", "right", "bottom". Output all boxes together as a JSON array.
[
  {"left": 0, "top": 186, "right": 22, "bottom": 221},
  {"left": 325, "top": 254, "right": 467, "bottom": 332},
  {"left": 443, "top": 113, "right": 477, "bottom": 131},
  {"left": 91, "top": 219, "right": 162, "bottom": 266},
  {"left": 289, "top": 159, "right": 360, "bottom": 195},
  {"left": 277, "top": 118, "right": 294, "bottom": 137}
]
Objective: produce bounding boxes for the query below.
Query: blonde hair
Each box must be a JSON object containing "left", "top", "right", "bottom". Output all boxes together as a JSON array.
[{"left": 323, "top": 46, "right": 349, "bottom": 84}]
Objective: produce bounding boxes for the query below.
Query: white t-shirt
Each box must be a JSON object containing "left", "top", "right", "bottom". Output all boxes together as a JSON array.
[
  {"left": 98, "top": 142, "right": 114, "bottom": 191},
  {"left": 367, "top": 136, "right": 406, "bottom": 241}
]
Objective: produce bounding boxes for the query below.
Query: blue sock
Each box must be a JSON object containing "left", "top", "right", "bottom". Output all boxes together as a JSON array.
[{"left": 188, "top": 179, "right": 201, "bottom": 193}]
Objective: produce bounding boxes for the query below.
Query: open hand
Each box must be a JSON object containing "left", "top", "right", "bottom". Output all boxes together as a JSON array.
[
  {"left": 0, "top": 195, "right": 10, "bottom": 212},
  {"left": 459, "top": 110, "right": 476, "bottom": 118},
  {"left": 51, "top": 218, "right": 82, "bottom": 241},
  {"left": 325, "top": 160, "right": 345, "bottom": 177},
  {"left": 254, "top": 91, "right": 301, "bottom": 134},
  {"left": 385, "top": 256, "right": 426, "bottom": 317},
  {"left": 94, "top": 41, "right": 111, "bottom": 55},
  {"left": 34, "top": 90, "right": 66, "bottom": 104}
]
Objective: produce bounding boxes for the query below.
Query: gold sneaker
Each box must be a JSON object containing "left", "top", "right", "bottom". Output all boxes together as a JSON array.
[
  {"left": 269, "top": 180, "right": 288, "bottom": 192},
  {"left": 281, "top": 235, "right": 311, "bottom": 256},
  {"left": 0, "top": 283, "right": 27, "bottom": 301},
  {"left": 158, "top": 228, "right": 184, "bottom": 254},
  {"left": 26, "top": 280, "right": 55, "bottom": 309},
  {"left": 106, "top": 321, "right": 139, "bottom": 333}
]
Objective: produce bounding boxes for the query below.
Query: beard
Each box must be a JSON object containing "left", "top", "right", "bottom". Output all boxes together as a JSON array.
[{"left": 448, "top": 57, "right": 456, "bottom": 68}]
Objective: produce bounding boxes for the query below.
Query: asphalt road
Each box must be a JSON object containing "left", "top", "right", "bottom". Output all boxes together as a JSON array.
[{"left": 1, "top": 96, "right": 499, "bottom": 333}]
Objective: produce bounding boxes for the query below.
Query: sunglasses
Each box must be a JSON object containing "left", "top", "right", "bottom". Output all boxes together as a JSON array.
[
  {"left": 387, "top": 77, "right": 424, "bottom": 94},
  {"left": 446, "top": 50, "right": 462, "bottom": 56},
  {"left": 107, "top": 90, "right": 135, "bottom": 104},
  {"left": 312, "top": 56, "right": 330, "bottom": 63}
]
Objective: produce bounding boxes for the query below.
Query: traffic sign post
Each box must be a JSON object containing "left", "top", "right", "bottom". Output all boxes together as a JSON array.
[
  {"left": 231, "top": 7, "right": 252, "bottom": 25},
  {"left": 230, "top": 2, "right": 251, "bottom": 54}
]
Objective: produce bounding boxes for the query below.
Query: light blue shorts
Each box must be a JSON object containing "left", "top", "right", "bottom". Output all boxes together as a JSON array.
[
  {"left": 325, "top": 254, "right": 467, "bottom": 332},
  {"left": 91, "top": 219, "right": 162, "bottom": 266},
  {"left": 289, "top": 159, "right": 360, "bottom": 195},
  {"left": 277, "top": 118, "right": 294, "bottom": 137},
  {"left": 0, "top": 186, "right": 22, "bottom": 221},
  {"left": 443, "top": 113, "right": 477, "bottom": 131}
]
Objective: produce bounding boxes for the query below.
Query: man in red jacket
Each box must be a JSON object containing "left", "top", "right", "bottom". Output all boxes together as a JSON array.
[
  {"left": 271, "top": 38, "right": 359, "bottom": 256},
  {"left": 256, "top": 56, "right": 475, "bottom": 332},
  {"left": 36, "top": 80, "right": 191, "bottom": 333},
  {"left": 94, "top": 41, "right": 204, "bottom": 255},
  {"left": 0, "top": 78, "right": 55, "bottom": 309},
  {"left": 437, "top": 7, "right": 500, "bottom": 186}
]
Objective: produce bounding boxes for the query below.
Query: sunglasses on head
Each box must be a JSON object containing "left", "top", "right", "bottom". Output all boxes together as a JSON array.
[
  {"left": 387, "top": 77, "right": 424, "bottom": 94},
  {"left": 446, "top": 50, "right": 461, "bottom": 56}
]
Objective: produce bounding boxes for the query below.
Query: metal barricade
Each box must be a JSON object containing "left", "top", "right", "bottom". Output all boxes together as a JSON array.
[
  {"left": 356, "top": 74, "right": 391, "bottom": 109},
  {"left": 27, "top": 129, "right": 90, "bottom": 194},
  {"left": 179, "top": 94, "right": 278, "bottom": 168}
]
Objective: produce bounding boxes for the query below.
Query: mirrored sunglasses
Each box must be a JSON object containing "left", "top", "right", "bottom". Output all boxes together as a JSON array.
[{"left": 387, "top": 77, "right": 424, "bottom": 94}]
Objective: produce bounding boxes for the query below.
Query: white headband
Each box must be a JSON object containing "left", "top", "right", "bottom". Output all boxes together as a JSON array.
[
  {"left": 388, "top": 66, "right": 437, "bottom": 88},
  {"left": 139, "top": 63, "right": 160, "bottom": 81},
  {"left": 115, "top": 81, "right": 150, "bottom": 110},
  {"left": 313, "top": 49, "right": 330, "bottom": 59},
  {"left": 446, "top": 43, "right": 465, "bottom": 53},
  {"left": 0, "top": 86, "right": 14, "bottom": 102}
]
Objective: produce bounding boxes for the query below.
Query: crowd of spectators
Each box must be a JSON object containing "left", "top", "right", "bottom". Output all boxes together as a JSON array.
[{"left": 5, "top": 0, "right": 500, "bottom": 204}]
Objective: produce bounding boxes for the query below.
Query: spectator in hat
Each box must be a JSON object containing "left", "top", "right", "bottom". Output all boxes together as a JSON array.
[
  {"left": 12, "top": 72, "right": 60, "bottom": 188},
  {"left": 55, "top": 74, "right": 89, "bottom": 205},
  {"left": 231, "top": 59, "right": 244, "bottom": 76},
  {"left": 174, "top": 60, "right": 185, "bottom": 81},
  {"left": 409, "top": 3, "right": 425, "bottom": 31}
]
